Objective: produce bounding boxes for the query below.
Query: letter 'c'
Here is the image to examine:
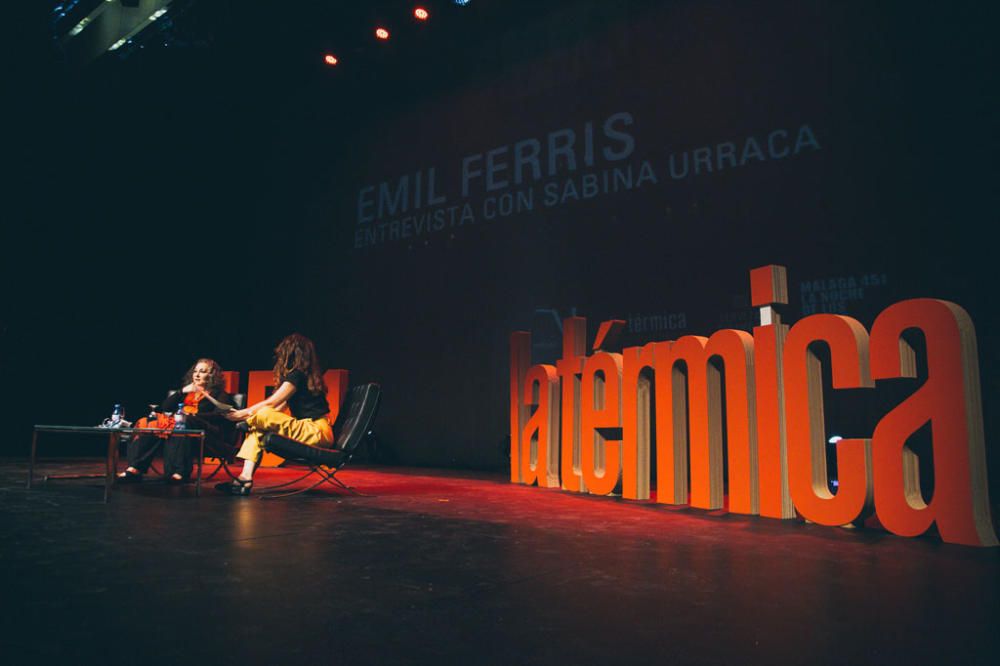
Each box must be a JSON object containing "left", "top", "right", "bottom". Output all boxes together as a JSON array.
[{"left": 784, "top": 315, "right": 874, "bottom": 526}]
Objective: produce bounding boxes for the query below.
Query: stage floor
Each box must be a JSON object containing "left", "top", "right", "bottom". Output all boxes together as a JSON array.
[{"left": 1, "top": 459, "right": 998, "bottom": 664}]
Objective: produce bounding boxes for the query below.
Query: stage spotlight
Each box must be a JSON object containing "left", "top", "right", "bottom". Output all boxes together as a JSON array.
[
  {"left": 375, "top": 27, "right": 390, "bottom": 40},
  {"left": 324, "top": 54, "right": 339, "bottom": 66},
  {"left": 414, "top": 7, "right": 429, "bottom": 20},
  {"left": 453, "top": 0, "right": 470, "bottom": 6}
]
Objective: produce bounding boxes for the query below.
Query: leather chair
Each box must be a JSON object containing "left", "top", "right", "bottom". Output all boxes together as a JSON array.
[
  {"left": 202, "top": 393, "right": 246, "bottom": 481},
  {"left": 257, "top": 383, "right": 381, "bottom": 499}
]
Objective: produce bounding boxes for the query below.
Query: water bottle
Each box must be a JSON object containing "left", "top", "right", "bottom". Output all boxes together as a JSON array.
[
  {"left": 111, "top": 404, "right": 124, "bottom": 426},
  {"left": 174, "top": 402, "right": 187, "bottom": 430}
]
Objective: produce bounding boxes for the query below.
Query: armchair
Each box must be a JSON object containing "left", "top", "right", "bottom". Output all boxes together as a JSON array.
[{"left": 257, "top": 383, "right": 381, "bottom": 499}]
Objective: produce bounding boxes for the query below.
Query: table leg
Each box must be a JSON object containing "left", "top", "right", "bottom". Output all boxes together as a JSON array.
[
  {"left": 113, "top": 432, "right": 121, "bottom": 482},
  {"left": 28, "top": 430, "right": 38, "bottom": 489},
  {"left": 104, "top": 432, "right": 118, "bottom": 503},
  {"left": 196, "top": 433, "right": 204, "bottom": 497}
]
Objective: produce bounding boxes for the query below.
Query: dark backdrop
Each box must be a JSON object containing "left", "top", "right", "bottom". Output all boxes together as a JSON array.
[{"left": 5, "top": 2, "right": 997, "bottom": 496}]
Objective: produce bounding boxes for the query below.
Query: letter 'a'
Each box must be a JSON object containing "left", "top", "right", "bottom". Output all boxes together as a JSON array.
[{"left": 870, "top": 299, "right": 998, "bottom": 547}]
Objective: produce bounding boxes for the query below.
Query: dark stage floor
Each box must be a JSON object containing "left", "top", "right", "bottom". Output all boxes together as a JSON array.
[{"left": 1, "top": 459, "right": 998, "bottom": 665}]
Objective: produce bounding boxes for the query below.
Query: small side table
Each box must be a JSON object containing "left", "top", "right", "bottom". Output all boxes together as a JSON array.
[{"left": 30, "top": 425, "right": 207, "bottom": 502}]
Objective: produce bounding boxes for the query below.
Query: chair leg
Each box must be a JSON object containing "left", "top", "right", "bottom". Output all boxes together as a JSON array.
[
  {"left": 253, "top": 467, "right": 318, "bottom": 492},
  {"left": 202, "top": 457, "right": 240, "bottom": 481},
  {"left": 203, "top": 462, "right": 225, "bottom": 481},
  {"left": 259, "top": 474, "right": 330, "bottom": 500},
  {"left": 256, "top": 466, "right": 372, "bottom": 499},
  {"left": 314, "top": 466, "right": 371, "bottom": 497}
]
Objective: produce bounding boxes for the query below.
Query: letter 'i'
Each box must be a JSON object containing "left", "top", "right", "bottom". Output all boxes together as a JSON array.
[{"left": 751, "top": 265, "right": 796, "bottom": 519}]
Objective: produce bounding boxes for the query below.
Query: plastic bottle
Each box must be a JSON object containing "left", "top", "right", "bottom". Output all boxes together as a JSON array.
[
  {"left": 174, "top": 402, "right": 187, "bottom": 430},
  {"left": 111, "top": 404, "right": 123, "bottom": 426}
]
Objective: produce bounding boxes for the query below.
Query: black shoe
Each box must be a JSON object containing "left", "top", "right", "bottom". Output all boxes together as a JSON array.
[
  {"left": 116, "top": 470, "right": 142, "bottom": 483},
  {"left": 215, "top": 478, "right": 252, "bottom": 496},
  {"left": 165, "top": 474, "right": 188, "bottom": 485}
]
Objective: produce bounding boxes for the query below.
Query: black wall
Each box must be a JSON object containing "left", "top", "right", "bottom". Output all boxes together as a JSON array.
[{"left": 6, "top": 3, "right": 997, "bottom": 493}]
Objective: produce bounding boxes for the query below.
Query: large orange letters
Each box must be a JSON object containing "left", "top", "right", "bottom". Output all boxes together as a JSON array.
[
  {"left": 522, "top": 364, "right": 561, "bottom": 488},
  {"left": 621, "top": 343, "right": 657, "bottom": 500},
  {"left": 508, "top": 270, "right": 996, "bottom": 547},
  {"left": 870, "top": 299, "right": 998, "bottom": 547},
  {"left": 580, "top": 352, "right": 623, "bottom": 496},
  {"left": 557, "top": 318, "right": 587, "bottom": 492},
  {"left": 783, "top": 315, "right": 873, "bottom": 526}
]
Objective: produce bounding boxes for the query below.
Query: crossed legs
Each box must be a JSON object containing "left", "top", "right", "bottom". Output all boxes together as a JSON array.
[{"left": 222, "top": 407, "right": 334, "bottom": 492}]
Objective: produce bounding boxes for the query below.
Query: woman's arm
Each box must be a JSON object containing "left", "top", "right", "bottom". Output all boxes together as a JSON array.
[
  {"left": 196, "top": 391, "right": 233, "bottom": 415},
  {"left": 224, "top": 381, "right": 297, "bottom": 421},
  {"left": 157, "top": 390, "right": 183, "bottom": 414}
]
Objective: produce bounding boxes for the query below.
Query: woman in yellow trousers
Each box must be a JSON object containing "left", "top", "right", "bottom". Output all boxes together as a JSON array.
[{"left": 217, "top": 333, "right": 333, "bottom": 496}]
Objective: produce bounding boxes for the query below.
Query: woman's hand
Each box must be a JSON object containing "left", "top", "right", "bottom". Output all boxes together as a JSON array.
[
  {"left": 224, "top": 408, "right": 251, "bottom": 422},
  {"left": 223, "top": 381, "right": 295, "bottom": 423}
]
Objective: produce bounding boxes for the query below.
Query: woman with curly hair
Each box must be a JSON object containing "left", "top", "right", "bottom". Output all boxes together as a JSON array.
[
  {"left": 117, "top": 358, "right": 235, "bottom": 484},
  {"left": 217, "top": 333, "right": 332, "bottom": 496}
]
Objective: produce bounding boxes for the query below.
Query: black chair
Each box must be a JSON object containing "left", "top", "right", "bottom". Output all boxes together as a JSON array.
[
  {"left": 202, "top": 393, "right": 246, "bottom": 481},
  {"left": 257, "top": 383, "right": 381, "bottom": 499}
]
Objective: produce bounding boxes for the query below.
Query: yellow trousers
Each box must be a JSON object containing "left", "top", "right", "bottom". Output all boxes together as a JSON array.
[{"left": 236, "top": 406, "right": 334, "bottom": 463}]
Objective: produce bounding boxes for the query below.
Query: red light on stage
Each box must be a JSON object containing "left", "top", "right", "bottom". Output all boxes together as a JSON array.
[
  {"left": 414, "top": 7, "right": 429, "bottom": 20},
  {"left": 323, "top": 54, "right": 338, "bottom": 66},
  {"left": 375, "top": 27, "right": 390, "bottom": 40}
]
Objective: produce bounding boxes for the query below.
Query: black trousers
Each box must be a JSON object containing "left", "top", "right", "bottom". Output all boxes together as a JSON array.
[{"left": 125, "top": 434, "right": 202, "bottom": 479}]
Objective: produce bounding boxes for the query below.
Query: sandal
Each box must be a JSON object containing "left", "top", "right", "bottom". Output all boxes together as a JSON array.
[
  {"left": 116, "top": 469, "right": 142, "bottom": 483},
  {"left": 215, "top": 478, "right": 253, "bottom": 496}
]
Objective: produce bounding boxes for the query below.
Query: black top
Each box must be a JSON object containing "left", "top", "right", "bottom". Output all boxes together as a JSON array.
[
  {"left": 152, "top": 389, "right": 236, "bottom": 445},
  {"left": 158, "top": 390, "right": 234, "bottom": 416},
  {"left": 283, "top": 369, "right": 329, "bottom": 419}
]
